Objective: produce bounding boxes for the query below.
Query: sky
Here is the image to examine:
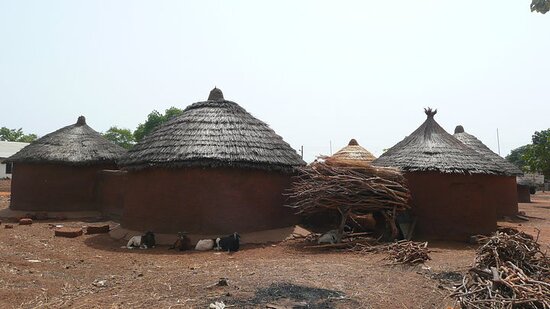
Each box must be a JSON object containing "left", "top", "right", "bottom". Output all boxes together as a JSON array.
[{"left": 1, "top": 1, "right": 548, "bottom": 163}]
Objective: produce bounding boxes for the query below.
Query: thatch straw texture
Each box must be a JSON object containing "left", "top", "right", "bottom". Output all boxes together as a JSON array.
[
  {"left": 454, "top": 126, "right": 523, "bottom": 176},
  {"left": 119, "top": 88, "right": 305, "bottom": 172},
  {"left": 7, "top": 116, "right": 125, "bottom": 166},
  {"left": 328, "top": 139, "right": 376, "bottom": 163},
  {"left": 372, "top": 109, "right": 505, "bottom": 175}
]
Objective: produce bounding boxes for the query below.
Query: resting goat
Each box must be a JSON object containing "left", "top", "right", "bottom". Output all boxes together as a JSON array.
[
  {"left": 127, "top": 231, "right": 156, "bottom": 249},
  {"left": 317, "top": 229, "right": 341, "bottom": 244},
  {"left": 215, "top": 232, "right": 240, "bottom": 252},
  {"left": 169, "top": 232, "right": 192, "bottom": 251}
]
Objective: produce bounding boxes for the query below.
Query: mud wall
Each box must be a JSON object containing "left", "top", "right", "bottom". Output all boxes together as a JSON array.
[
  {"left": 405, "top": 172, "right": 497, "bottom": 241},
  {"left": 485, "top": 175, "right": 518, "bottom": 217},
  {"left": 10, "top": 163, "right": 116, "bottom": 211},
  {"left": 517, "top": 184, "right": 531, "bottom": 203},
  {"left": 0, "top": 178, "right": 10, "bottom": 192},
  {"left": 94, "top": 170, "right": 127, "bottom": 219},
  {"left": 122, "top": 167, "right": 298, "bottom": 234}
]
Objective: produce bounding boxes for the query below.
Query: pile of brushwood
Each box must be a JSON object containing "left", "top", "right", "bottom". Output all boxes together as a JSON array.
[
  {"left": 353, "top": 240, "right": 431, "bottom": 265},
  {"left": 452, "top": 227, "right": 550, "bottom": 308},
  {"left": 287, "top": 158, "right": 410, "bottom": 239}
]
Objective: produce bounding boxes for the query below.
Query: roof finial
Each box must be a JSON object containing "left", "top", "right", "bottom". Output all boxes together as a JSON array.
[
  {"left": 348, "top": 139, "right": 358, "bottom": 146},
  {"left": 76, "top": 116, "right": 86, "bottom": 126},
  {"left": 454, "top": 125, "right": 465, "bottom": 134},
  {"left": 208, "top": 87, "right": 224, "bottom": 101},
  {"left": 424, "top": 107, "right": 437, "bottom": 118}
]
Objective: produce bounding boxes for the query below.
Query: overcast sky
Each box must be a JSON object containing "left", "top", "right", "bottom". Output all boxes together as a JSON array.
[{"left": 1, "top": 1, "right": 548, "bottom": 162}]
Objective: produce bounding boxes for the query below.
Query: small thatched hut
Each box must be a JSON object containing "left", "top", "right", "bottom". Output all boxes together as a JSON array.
[
  {"left": 453, "top": 125, "right": 523, "bottom": 217},
  {"left": 327, "top": 139, "right": 376, "bottom": 163},
  {"left": 119, "top": 88, "right": 305, "bottom": 234},
  {"left": 372, "top": 108, "right": 505, "bottom": 241},
  {"left": 7, "top": 116, "right": 125, "bottom": 211}
]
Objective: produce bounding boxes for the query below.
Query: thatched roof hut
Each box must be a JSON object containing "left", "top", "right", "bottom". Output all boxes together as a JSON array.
[
  {"left": 120, "top": 88, "right": 306, "bottom": 235},
  {"left": 454, "top": 125, "right": 523, "bottom": 217},
  {"left": 8, "top": 116, "right": 125, "bottom": 211},
  {"left": 120, "top": 88, "right": 304, "bottom": 171},
  {"left": 328, "top": 139, "right": 376, "bottom": 163},
  {"left": 372, "top": 108, "right": 505, "bottom": 241}
]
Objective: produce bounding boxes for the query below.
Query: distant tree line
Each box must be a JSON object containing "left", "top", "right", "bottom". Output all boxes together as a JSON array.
[
  {"left": 0, "top": 127, "right": 37, "bottom": 143},
  {"left": 506, "top": 128, "right": 550, "bottom": 179},
  {"left": 532, "top": 0, "right": 550, "bottom": 14}
]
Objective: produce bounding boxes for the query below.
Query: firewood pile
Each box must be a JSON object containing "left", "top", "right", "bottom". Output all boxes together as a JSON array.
[
  {"left": 353, "top": 240, "right": 431, "bottom": 265},
  {"left": 452, "top": 228, "right": 550, "bottom": 308},
  {"left": 287, "top": 158, "right": 410, "bottom": 237}
]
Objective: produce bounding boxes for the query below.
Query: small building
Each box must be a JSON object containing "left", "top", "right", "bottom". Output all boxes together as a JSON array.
[
  {"left": 7, "top": 116, "right": 125, "bottom": 211},
  {"left": 328, "top": 139, "right": 376, "bottom": 163},
  {"left": 372, "top": 108, "right": 505, "bottom": 241},
  {"left": 0, "top": 141, "right": 29, "bottom": 179},
  {"left": 119, "top": 88, "right": 306, "bottom": 235},
  {"left": 453, "top": 125, "right": 523, "bottom": 217}
]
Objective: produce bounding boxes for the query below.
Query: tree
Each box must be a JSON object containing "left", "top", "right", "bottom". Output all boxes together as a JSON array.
[
  {"left": 531, "top": 0, "right": 550, "bottom": 14},
  {"left": 506, "top": 145, "right": 530, "bottom": 171},
  {"left": 0, "top": 127, "right": 37, "bottom": 143},
  {"left": 102, "top": 126, "right": 135, "bottom": 149},
  {"left": 133, "top": 107, "right": 184, "bottom": 142},
  {"left": 524, "top": 129, "right": 550, "bottom": 178}
]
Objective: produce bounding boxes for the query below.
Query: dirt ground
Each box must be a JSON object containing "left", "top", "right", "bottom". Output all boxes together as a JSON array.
[{"left": 0, "top": 193, "right": 548, "bottom": 309}]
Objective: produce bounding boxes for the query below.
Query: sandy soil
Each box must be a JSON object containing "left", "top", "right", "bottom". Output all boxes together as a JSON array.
[{"left": 0, "top": 193, "right": 548, "bottom": 309}]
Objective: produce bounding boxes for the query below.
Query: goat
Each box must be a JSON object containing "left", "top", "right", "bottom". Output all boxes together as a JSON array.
[
  {"left": 169, "top": 232, "right": 192, "bottom": 251},
  {"left": 127, "top": 231, "right": 156, "bottom": 249},
  {"left": 215, "top": 232, "right": 240, "bottom": 252},
  {"left": 317, "top": 229, "right": 341, "bottom": 244},
  {"left": 195, "top": 239, "right": 215, "bottom": 251}
]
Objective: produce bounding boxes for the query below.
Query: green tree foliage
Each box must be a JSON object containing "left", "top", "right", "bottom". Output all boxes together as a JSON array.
[
  {"left": 102, "top": 126, "right": 135, "bottom": 149},
  {"left": 133, "top": 107, "right": 183, "bottom": 142},
  {"left": 506, "top": 145, "right": 530, "bottom": 171},
  {"left": 532, "top": 0, "right": 550, "bottom": 14},
  {"left": 0, "top": 127, "right": 37, "bottom": 143},
  {"left": 524, "top": 129, "right": 550, "bottom": 178}
]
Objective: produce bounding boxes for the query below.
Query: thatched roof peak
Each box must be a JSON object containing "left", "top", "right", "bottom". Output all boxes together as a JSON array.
[
  {"left": 424, "top": 107, "right": 437, "bottom": 118},
  {"left": 328, "top": 138, "right": 376, "bottom": 163},
  {"left": 207, "top": 87, "right": 224, "bottom": 101},
  {"left": 453, "top": 126, "right": 523, "bottom": 176},
  {"left": 348, "top": 139, "right": 359, "bottom": 146},
  {"left": 372, "top": 109, "right": 505, "bottom": 175},
  {"left": 76, "top": 116, "right": 86, "bottom": 126},
  {"left": 120, "top": 89, "right": 305, "bottom": 172},
  {"left": 7, "top": 117, "right": 125, "bottom": 166}
]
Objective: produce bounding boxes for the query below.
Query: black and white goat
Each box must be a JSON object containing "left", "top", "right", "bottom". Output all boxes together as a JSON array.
[
  {"left": 215, "top": 232, "right": 240, "bottom": 252},
  {"left": 169, "top": 232, "right": 192, "bottom": 251},
  {"left": 127, "top": 231, "right": 156, "bottom": 249}
]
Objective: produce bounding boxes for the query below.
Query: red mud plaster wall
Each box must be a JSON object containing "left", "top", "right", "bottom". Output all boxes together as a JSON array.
[
  {"left": 484, "top": 175, "right": 518, "bottom": 218},
  {"left": 122, "top": 167, "right": 299, "bottom": 234},
  {"left": 94, "top": 170, "right": 127, "bottom": 219},
  {"left": 405, "top": 172, "right": 497, "bottom": 241},
  {"left": 0, "top": 179, "right": 10, "bottom": 192},
  {"left": 10, "top": 163, "right": 116, "bottom": 211}
]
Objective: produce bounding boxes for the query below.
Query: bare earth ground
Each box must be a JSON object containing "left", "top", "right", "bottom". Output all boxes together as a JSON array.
[{"left": 0, "top": 192, "right": 548, "bottom": 309}]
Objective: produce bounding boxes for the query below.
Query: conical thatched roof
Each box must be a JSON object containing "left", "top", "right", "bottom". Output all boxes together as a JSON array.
[
  {"left": 119, "top": 88, "right": 305, "bottom": 171},
  {"left": 372, "top": 108, "right": 505, "bottom": 175},
  {"left": 7, "top": 116, "right": 125, "bottom": 165},
  {"left": 329, "top": 139, "right": 376, "bottom": 163},
  {"left": 453, "top": 126, "right": 523, "bottom": 176}
]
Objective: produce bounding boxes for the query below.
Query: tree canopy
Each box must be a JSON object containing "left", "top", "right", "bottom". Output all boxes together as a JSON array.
[
  {"left": 133, "top": 107, "right": 183, "bottom": 142},
  {"left": 506, "top": 128, "right": 550, "bottom": 178},
  {"left": 102, "top": 126, "right": 135, "bottom": 149},
  {"left": 531, "top": 0, "right": 550, "bottom": 14},
  {"left": 506, "top": 145, "right": 530, "bottom": 171},
  {"left": 0, "top": 127, "right": 37, "bottom": 143}
]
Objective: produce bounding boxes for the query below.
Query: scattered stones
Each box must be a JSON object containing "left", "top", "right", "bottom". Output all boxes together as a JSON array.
[
  {"left": 54, "top": 227, "right": 83, "bottom": 238},
  {"left": 92, "top": 279, "right": 107, "bottom": 288},
  {"left": 86, "top": 225, "right": 110, "bottom": 234},
  {"left": 19, "top": 218, "right": 33, "bottom": 225}
]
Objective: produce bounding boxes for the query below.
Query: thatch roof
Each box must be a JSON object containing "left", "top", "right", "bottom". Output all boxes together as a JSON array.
[
  {"left": 453, "top": 126, "right": 523, "bottom": 176},
  {"left": 119, "top": 88, "right": 305, "bottom": 172},
  {"left": 372, "top": 108, "right": 505, "bottom": 175},
  {"left": 7, "top": 116, "right": 125, "bottom": 165},
  {"left": 328, "top": 139, "right": 376, "bottom": 163}
]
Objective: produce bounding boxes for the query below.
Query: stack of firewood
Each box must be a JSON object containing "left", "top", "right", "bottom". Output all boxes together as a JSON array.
[
  {"left": 287, "top": 158, "right": 410, "bottom": 237},
  {"left": 452, "top": 228, "right": 550, "bottom": 308},
  {"left": 352, "top": 240, "right": 431, "bottom": 265}
]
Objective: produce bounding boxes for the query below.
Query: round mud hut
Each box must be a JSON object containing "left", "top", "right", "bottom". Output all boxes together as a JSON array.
[
  {"left": 327, "top": 139, "right": 376, "bottom": 163},
  {"left": 119, "top": 88, "right": 306, "bottom": 235},
  {"left": 372, "top": 108, "right": 505, "bottom": 241},
  {"left": 453, "top": 125, "right": 523, "bottom": 217},
  {"left": 7, "top": 116, "right": 125, "bottom": 212}
]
